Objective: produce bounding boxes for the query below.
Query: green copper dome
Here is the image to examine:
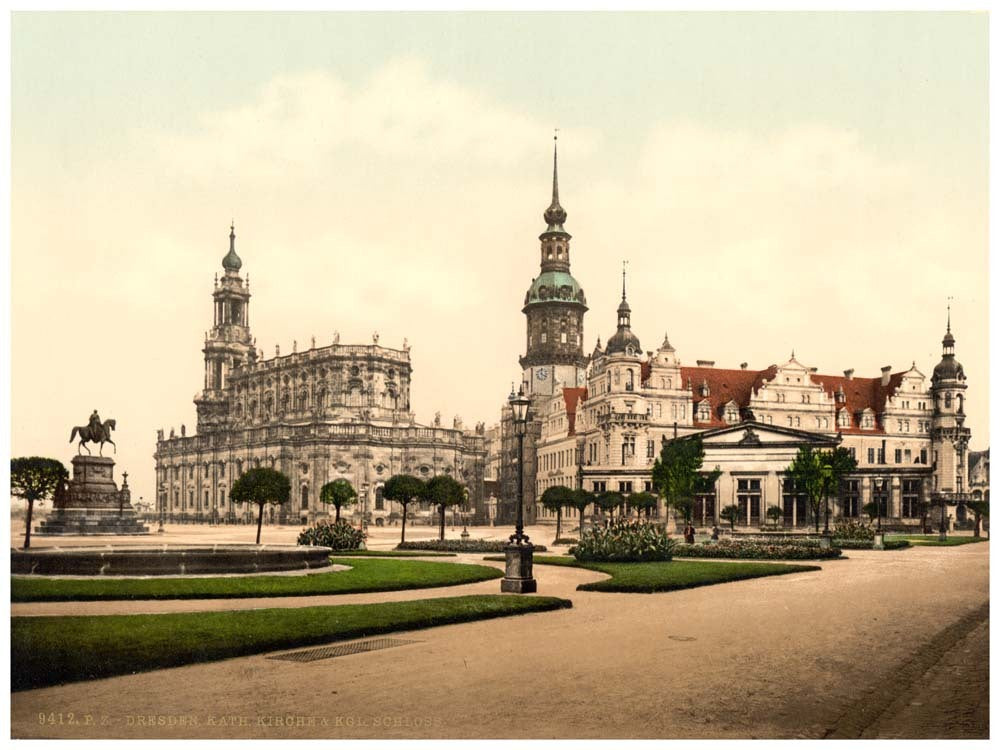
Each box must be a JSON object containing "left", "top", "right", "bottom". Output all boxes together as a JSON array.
[
  {"left": 523, "top": 270, "right": 587, "bottom": 309},
  {"left": 222, "top": 224, "right": 242, "bottom": 272}
]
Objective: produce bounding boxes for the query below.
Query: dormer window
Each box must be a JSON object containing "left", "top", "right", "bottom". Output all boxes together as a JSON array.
[
  {"left": 838, "top": 410, "right": 850, "bottom": 428},
  {"left": 724, "top": 402, "right": 739, "bottom": 424},
  {"left": 697, "top": 402, "right": 711, "bottom": 422},
  {"left": 861, "top": 410, "right": 875, "bottom": 429}
]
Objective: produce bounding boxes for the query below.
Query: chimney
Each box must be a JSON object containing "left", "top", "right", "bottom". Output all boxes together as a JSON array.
[
  {"left": 809, "top": 367, "right": 818, "bottom": 373},
  {"left": 843, "top": 369, "right": 854, "bottom": 380},
  {"left": 881, "top": 365, "right": 892, "bottom": 387},
  {"left": 740, "top": 362, "right": 748, "bottom": 370},
  {"left": 696, "top": 360, "right": 715, "bottom": 367}
]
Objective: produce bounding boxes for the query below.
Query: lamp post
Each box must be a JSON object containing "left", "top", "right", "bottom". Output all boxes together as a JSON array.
[
  {"left": 502, "top": 385, "right": 537, "bottom": 594},
  {"left": 938, "top": 493, "right": 948, "bottom": 541},
  {"left": 873, "top": 478, "right": 885, "bottom": 550}
]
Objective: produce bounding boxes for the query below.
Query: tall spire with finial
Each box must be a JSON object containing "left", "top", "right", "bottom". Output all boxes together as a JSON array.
[
  {"left": 622, "top": 259, "right": 628, "bottom": 301},
  {"left": 542, "top": 130, "right": 568, "bottom": 236},
  {"left": 222, "top": 221, "right": 243, "bottom": 272}
]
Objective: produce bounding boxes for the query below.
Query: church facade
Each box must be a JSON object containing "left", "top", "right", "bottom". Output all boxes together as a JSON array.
[
  {"left": 154, "top": 226, "right": 487, "bottom": 524},
  {"left": 500, "top": 142, "right": 974, "bottom": 531}
]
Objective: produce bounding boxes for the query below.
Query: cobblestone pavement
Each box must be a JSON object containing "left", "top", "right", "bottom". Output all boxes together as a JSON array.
[{"left": 10, "top": 532, "right": 989, "bottom": 740}]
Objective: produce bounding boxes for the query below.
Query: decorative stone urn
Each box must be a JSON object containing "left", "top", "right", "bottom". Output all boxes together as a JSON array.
[{"left": 35, "top": 455, "right": 150, "bottom": 536}]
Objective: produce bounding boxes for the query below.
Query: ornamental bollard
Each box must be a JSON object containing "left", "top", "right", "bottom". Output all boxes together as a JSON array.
[{"left": 873, "top": 532, "right": 885, "bottom": 550}]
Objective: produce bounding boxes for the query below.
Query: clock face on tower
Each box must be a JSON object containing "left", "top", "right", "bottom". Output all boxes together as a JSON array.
[{"left": 536, "top": 367, "right": 549, "bottom": 381}]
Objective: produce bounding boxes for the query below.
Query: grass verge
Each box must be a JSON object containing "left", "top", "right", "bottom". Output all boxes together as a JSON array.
[
  {"left": 888, "top": 535, "right": 989, "bottom": 547},
  {"left": 11, "top": 558, "right": 500, "bottom": 602},
  {"left": 484, "top": 554, "right": 819, "bottom": 593},
  {"left": 11, "top": 595, "right": 572, "bottom": 691},
  {"left": 329, "top": 550, "right": 457, "bottom": 557}
]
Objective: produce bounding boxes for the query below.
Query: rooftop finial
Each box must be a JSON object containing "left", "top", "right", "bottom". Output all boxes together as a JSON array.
[
  {"left": 947, "top": 297, "right": 953, "bottom": 334},
  {"left": 222, "top": 221, "right": 242, "bottom": 271},
  {"left": 542, "top": 132, "right": 568, "bottom": 235}
]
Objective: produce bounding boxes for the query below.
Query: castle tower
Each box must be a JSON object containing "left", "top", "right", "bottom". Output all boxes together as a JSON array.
[
  {"left": 195, "top": 224, "right": 255, "bottom": 432},
  {"left": 519, "top": 135, "right": 589, "bottom": 396},
  {"left": 929, "top": 307, "right": 971, "bottom": 499}
]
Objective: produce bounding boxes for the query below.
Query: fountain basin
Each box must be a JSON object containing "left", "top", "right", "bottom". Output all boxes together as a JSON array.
[{"left": 11, "top": 544, "right": 334, "bottom": 576}]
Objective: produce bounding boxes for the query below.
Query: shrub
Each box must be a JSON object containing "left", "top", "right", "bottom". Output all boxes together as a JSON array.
[
  {"left": 573, "top": 520, "right": 677, "bottom": 563},
  {"left": 832, "top": 520, "right": 874, "bottom": 541},
  {"left": 297, "top": 520, "right": 366, "bottom": 551},
  {"left": 397, "top": 539, "right": 548, "bottom": 553},
  {"left": 552, "top": 537, "right": 579, "bottom": 546},
  {"left": 834, "top": 538, "right": 910, "bottom": 550},
  {"left": 674, "top": 538, "right": 842, "bottom": 560}
]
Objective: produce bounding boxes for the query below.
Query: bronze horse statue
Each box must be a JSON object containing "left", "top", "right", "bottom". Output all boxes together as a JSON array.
[{"left": 70, "top": 419, "right": 117, "bottom": 455}]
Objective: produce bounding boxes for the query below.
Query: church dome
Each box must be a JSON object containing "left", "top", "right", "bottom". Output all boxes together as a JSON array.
[
  {"left": 523, "top": 270, "right": 587, "bottom": 308},
  {"left": 222, "top": 224, "right": 242, "bottom": 272},
  {"left": 932, "top": 324, "right": 964, "bottom": 383}
]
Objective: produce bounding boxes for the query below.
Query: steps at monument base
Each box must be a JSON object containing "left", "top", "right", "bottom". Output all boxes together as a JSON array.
[{"left": 35, "top": 510, "right": 150, "bottom": 535}]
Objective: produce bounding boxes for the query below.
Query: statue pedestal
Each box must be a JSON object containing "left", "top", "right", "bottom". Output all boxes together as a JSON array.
[{"left": 36, "top": 456, "right": 150, "bottom": 536}]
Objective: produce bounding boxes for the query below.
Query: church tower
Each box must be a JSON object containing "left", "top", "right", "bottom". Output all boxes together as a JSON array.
[
  {"left": 195, "top": 224, "right": 255, "bottom": 432},
  {"left": 519, "top": 135, "right": 589, "bottom": 396},
  {"left": 929, "top": 308, "right": 971, "bottom": 501}
]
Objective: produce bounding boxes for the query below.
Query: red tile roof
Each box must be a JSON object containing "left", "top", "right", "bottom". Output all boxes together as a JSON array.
[
  {"left": 681, "top": 365, "right": 778, "bottom": 427},
  {"left": 562, "top": 387, "right": 588, "bottom": 435},
  {"left": 676, "top": 365, "right": 905, "bottom": 433}
]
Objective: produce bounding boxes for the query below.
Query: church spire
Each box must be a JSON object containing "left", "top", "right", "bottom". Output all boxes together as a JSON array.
[
  {"left": 222, "top": 222, "right": 243, "bottom": 273},
  {"left": 542, "top": 131, "right": 568, "bottom": 237}
]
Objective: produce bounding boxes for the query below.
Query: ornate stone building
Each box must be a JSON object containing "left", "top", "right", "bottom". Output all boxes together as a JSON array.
[
  {"left": 154, "top": 226, "right": 486, "bottom": 524},
  {"left": 532, "top": 284, "right": 974, "bottom": 530}
]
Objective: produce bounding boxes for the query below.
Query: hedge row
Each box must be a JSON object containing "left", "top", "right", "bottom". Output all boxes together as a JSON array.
[{"left": 397, "top": 539, "right": 548, "bottom": 553}]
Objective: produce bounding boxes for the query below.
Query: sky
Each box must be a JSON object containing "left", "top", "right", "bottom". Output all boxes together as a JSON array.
[{"left": 10, "top": 12, "right": 989, "bottom": 504}]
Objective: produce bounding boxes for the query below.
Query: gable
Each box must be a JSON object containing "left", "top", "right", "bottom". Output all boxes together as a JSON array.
[{"left": 693, "top": 422, "right": 841, "bottom": 449}]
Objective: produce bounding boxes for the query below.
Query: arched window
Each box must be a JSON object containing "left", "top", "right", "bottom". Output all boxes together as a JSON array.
[
  {"left": 301, "top": 485, "right": 309, "bottom": 510},
  {"left": 626, "top": 370, "right": 634, "bottom": 391}
]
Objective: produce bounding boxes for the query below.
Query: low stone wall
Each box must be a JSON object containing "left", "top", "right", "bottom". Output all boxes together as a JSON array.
[{"left": 11, "top": 544, "right": 333, "bottom": 576}]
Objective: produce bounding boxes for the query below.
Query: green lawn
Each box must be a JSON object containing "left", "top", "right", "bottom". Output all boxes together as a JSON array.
[
  {"left": 888, "top": 535, "right": 989, "bottom": 547},
  {"left": 11, "top": 595, "right": 572, "bottom": 691},
  {"left": 11, "top": 558, "right": 501, "bottom": 602},
  {"left": 329, "top": 549, "right": 457, "bottom": 557},
  {"left": 484, "top": 555, "right": 819, "bottom": 593}
]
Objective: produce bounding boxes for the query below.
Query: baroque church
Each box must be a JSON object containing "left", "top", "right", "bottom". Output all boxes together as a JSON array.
[
  {"left": 154, "top": 226, "right": 487, "bottom": 524},
  {"left": 497, "top": 139, "right": 975, "bottom": 531}
]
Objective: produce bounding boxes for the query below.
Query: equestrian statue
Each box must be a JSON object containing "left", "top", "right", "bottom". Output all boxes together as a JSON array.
[{"left": 69, "top": 409, "right": 117, "bottom": 455}]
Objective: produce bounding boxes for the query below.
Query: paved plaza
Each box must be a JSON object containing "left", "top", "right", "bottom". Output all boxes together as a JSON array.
[{"left": 9, "top": 520, "right": 989, "bottom": 740}]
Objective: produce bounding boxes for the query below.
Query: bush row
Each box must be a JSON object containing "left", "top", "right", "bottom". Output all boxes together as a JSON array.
[
  {"left": 396, "top": 539, "right": 548, "bottom": 553},
  {"left": 573, "top": 520, "right": 676, "bottom": 563},
  {"left": 674, "top": 539, "right": 842, "bottom": 560},
  {"left": 297, "top": 521, "right": 366, "bottom": 550},
  {"left": 833, "top": 538, "right": 911, "bottom": 550}
]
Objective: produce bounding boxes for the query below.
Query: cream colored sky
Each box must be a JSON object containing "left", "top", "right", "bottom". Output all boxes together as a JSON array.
[{"left": 10, "top": 13, "right": 989, "bottom": 503}]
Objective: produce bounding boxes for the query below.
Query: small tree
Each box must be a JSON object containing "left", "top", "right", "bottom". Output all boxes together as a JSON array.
[
  {"left": 320, "top": 479, "right": 357, "bottom": 522},
  {"left": 10, "top": 457, "right": 68, "bottom": 549},
  {"left": 383, "top": 474, "right": 425, "bottom": 544},
  {"left": 967, "top": 500, "right": 989, "bottom": 538},
  {"left": 540, "top": 485, "right": 573, "bottom": 539},
  {"left": 230, "top": 467, "right": 291, "bottom": 544},
  {"left": 720, "top": 504, "right": 740, "bottom": 531},
  {"left": 425, "top": 475, "right": 465, "bottom": 541},
  {"left": 596, "top": 491, "right": 625, "bottom": 522},
  {"left": 786, "top": 446, "right": 857, "bottom": 534},
  {"left": 569, "top": 488, "right": 593, "bottom": 538},
  {"left": 766, "top": 505, "right": 784, "bottom": 527},
  {"left": 652, "top": 435, "right": 721, "bottom": 528},
  {"left": 628, "top": 491, "right": 658, "bottom": 521}
]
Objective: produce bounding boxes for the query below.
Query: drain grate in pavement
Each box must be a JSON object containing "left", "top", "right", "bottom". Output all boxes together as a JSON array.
[{"left": 268, "top": 638, "right": 419, "bottom": 663}]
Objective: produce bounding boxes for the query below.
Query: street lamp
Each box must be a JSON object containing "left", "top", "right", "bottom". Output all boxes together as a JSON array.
[
  {"left": 938, "top": 494, "right": 948, "bottom": 541},
  {"left": 502, "top": 384, "right": 536, "bottom": 594}
]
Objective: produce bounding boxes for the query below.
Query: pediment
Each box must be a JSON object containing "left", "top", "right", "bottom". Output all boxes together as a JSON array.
[{"left": 695, "top": 422, "right": 840, "bottom": 448}]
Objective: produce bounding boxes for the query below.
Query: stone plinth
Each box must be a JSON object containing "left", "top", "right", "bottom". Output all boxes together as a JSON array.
[
  {"left": 35, "top": 455, "right": 150, "bottom": 536},
  {"left": 501, "top": 542, "right": 537, "bottom": 594}
]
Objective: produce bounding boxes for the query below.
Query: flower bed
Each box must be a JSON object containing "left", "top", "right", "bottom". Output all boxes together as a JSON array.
[
  {"left": 396, "top": 539, "right": 547, "bottom": 553},
  {"left": 297, "top": 520, "right": 366, "bottom": 551},
  {"left": 832, "top": 520, "right": 875, "bottom": 541},
  {"left": 674, "top": 538, "right": 842, "bottom": 560},
  {"left": 834, "top": 538, "right": 911, "bottom": 550},
  {"left": 573, "top": 520, "right": 676, "bottom": 563}
]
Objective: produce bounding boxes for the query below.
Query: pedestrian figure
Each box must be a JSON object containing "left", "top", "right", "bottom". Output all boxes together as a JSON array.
[
  {"left": 684, "top": 523, "right": 696, "bottom": 545},
  {"left": 711, "top": 524, "right": 720, "bottom": 541}
]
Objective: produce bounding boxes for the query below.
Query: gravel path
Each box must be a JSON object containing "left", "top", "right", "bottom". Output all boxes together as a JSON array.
[{"left": 11, "top": 543, "right": 987, "bottom": 739}]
